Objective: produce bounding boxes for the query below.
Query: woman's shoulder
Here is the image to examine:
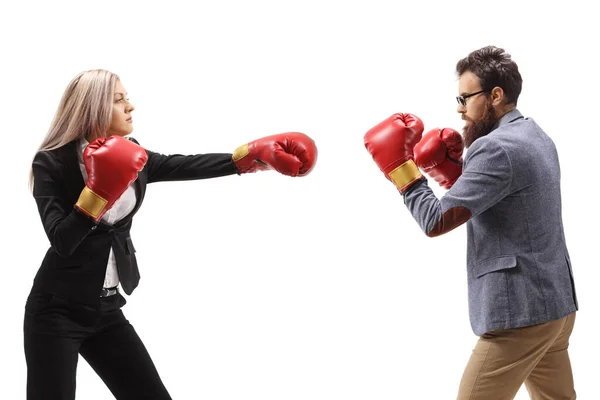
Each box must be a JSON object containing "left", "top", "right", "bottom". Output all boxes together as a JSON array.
[
  {"left": 33, "top": 140, "right": 78, "bottom": 167},
  {"left": 126, "top": 136, "right": 140, "bottom": 145}
]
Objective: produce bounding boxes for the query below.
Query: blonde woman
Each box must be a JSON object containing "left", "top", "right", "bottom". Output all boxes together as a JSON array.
[{"left": 25, "top": 69, "right": 317, "bottom": 399}]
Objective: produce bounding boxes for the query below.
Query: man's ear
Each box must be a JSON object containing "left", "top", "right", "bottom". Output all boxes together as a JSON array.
[{"left": 490, "top": 86, "right": 505, "bottom": 107}]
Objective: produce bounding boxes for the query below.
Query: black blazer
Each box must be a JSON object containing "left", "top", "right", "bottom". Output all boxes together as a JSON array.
[{"left": 30, "top": 137, "right": 238, "bottom": 306}]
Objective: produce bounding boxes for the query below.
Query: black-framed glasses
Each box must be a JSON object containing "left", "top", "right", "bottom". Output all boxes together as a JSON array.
[{"left": 456, "top": 90, "right": 486, "bottom": 107}]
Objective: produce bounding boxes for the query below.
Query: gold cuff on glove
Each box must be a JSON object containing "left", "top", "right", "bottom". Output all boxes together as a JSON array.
[
  {"left": 232, "top": 144, "right": 249, "bottom": 161},
  {"left": 76, "top": 187, "right": 107, "bottom": 219},
  {"left": 388, "top": 159, "right": 422, "bottom": 191}
]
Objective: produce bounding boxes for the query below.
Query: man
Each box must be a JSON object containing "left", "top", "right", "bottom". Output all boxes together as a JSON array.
[{"left": 364, "top": 46, "right": 578, "bottom": 399}]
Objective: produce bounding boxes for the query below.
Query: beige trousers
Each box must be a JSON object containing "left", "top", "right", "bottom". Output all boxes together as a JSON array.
[{"left": 457, "top": 312, "right": 576, "bottom": 400}]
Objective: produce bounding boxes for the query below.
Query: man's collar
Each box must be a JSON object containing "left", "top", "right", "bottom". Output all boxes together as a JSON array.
[{"left": 492, "top": 108, "right": 523, "bottom": 131}]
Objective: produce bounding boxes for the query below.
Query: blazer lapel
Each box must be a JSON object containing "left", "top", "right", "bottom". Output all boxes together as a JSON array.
[{"left": 130, "top": 167, "right": 147, "bottom": 216}]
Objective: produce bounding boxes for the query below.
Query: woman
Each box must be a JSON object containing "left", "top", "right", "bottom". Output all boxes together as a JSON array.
[{"left": 25, "top": 69, "right": 317, "bottom": 399}]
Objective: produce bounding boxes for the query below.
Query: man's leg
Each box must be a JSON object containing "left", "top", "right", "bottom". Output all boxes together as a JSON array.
[
  {"left": 524, "top": 312, "right": 576, "bottom": 400},
  {"left": 457, "top": 315, "right": 570, "bottom": 400}
]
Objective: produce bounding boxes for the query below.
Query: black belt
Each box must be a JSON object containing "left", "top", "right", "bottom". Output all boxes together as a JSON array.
[{"left": 100, "top": 286, "right": 119, "bottom": 297}]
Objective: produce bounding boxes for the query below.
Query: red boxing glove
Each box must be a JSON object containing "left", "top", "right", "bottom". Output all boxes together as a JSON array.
[
  {"left": 414, "top": 128, "right": 464, "bottom": 189},
  {"left": 75, "top": 135, "right": 148, "bottom": 221},
  {"left": 233, "top": 132, "right": 317, "bottom": 177},
  {"left": 364, "top": 113, "right": 424, "bottom": 193}
]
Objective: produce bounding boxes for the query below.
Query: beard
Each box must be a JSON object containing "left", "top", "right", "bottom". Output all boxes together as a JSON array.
[{"left": 462, "top": 101, "right": 499, "bottom": 148}]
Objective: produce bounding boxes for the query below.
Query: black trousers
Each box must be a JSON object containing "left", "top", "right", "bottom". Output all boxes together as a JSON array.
[{"left": 23, "top": 292, "right": 172, "bottom": 400}]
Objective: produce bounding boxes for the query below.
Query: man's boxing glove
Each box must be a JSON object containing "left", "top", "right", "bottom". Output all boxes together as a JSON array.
[
  {"left": 364, "top": 113, "right": 424, "bottom": 193},
  {"left": 75, "top": 135, "right": 148, "bottom": 221},
  {"left": 413, "top": 128, "right": 464, "bottom": 189},
  {"left": 233, "top": 132, "right": 317, "bottom": 177}
]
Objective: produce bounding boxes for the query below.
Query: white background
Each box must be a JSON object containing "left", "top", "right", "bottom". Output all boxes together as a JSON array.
[{"left": 1, "top": 1, "right": 598, "bottom": 399}]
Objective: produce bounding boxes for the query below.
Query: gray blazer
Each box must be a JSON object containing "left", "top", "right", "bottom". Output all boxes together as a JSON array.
[{"left": 404, "top": 109, "right": 578, "bottom": 335}]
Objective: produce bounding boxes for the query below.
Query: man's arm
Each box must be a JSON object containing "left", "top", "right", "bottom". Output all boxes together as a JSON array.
[{"left": 404, "top": 137, "right": 513, "bottom": 237}]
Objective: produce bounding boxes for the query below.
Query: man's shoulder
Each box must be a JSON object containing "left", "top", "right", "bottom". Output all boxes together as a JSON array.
[{"left": 465, "top": 134, "right": 507, "bottom": 158}]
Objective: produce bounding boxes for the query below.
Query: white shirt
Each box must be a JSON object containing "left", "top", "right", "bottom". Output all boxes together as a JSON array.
[{"left": 78, "top": 138, "right": 138, "bottom": 289}]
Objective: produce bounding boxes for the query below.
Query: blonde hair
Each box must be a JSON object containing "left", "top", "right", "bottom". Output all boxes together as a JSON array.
[{"left": 29, "top": 69, "right": 120, "bottom": 190}]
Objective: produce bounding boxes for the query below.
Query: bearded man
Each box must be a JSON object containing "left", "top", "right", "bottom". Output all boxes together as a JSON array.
[{"left": 364, "top": 46, "right": 578, "bottom": 400}]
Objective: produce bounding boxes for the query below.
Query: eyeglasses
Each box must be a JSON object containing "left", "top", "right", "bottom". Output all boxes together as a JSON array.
[{"left": 456, "top": 90, "right": 487, "bottom": 107}]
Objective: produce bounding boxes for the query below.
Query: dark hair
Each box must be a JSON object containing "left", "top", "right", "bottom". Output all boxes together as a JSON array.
[{"left": 456, "top": 46, "right": 522, "bottom": 105}]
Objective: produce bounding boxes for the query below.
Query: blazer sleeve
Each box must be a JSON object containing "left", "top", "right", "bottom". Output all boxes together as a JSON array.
[
  {"left": 128, "top": 137, "right": 240, "bottom": 183},
  {"left": 403, "top": 137, "right": 513, "bottom": 237},
  {"left": 32, "top": 151, "right": 99, "bottom": 257}
]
